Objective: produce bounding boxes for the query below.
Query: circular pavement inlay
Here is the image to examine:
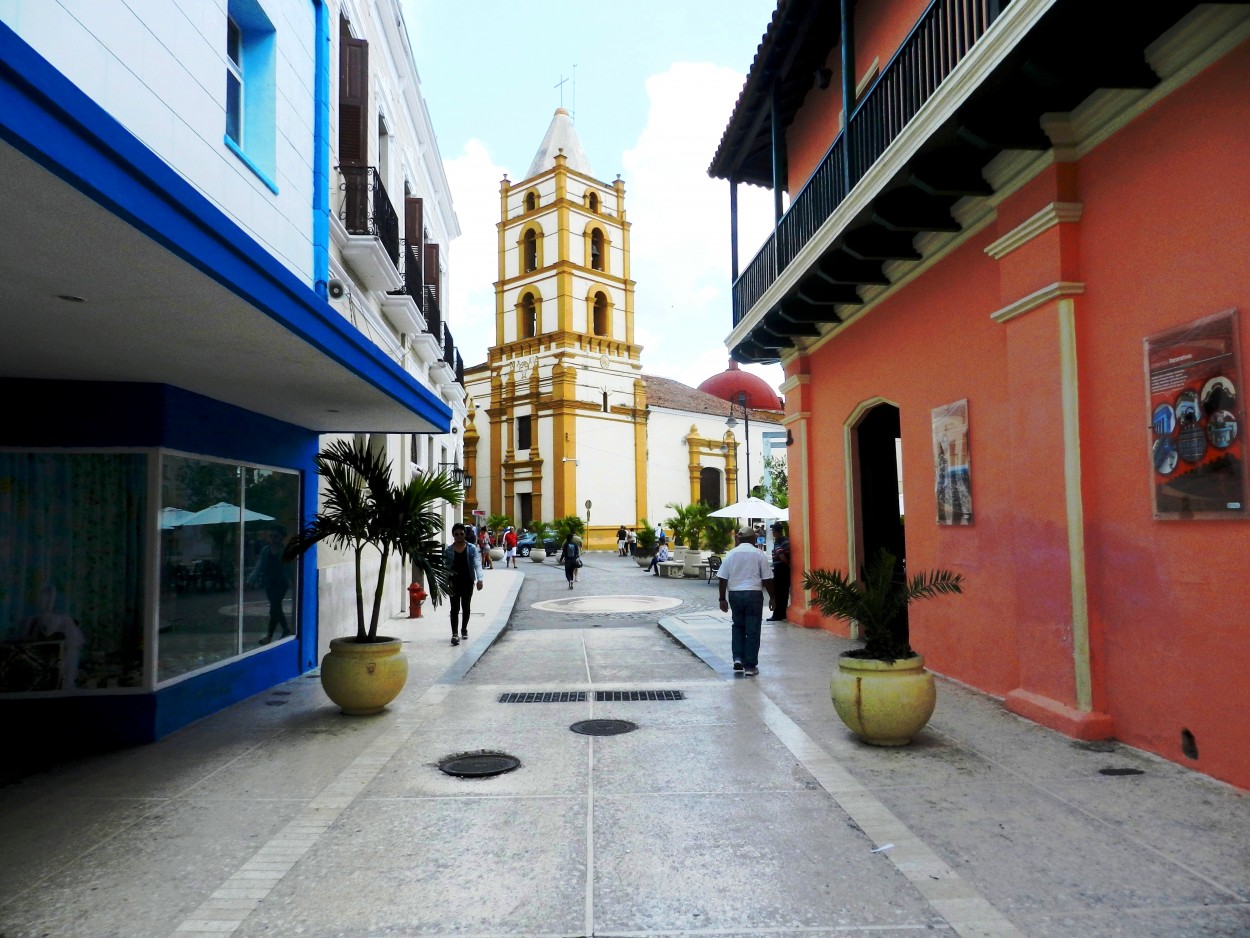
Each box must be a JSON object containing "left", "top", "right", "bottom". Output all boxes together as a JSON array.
[
  {"left": 531, "top": 594, "right": 683, "bottom": 614},
  {"left": 439, "top": 751, "right": 522, "bottom": 778},
  {"left": 570, "top": 719, "right": 638, "bottom": 737}
]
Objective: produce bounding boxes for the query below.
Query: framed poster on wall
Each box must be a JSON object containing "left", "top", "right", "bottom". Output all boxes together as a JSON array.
[
  {"left": 932, "top": 399, "right": 972, "bottom": 525},
  {"left": 1144, "top": 309, "right": 1245, "bottom": 519}
]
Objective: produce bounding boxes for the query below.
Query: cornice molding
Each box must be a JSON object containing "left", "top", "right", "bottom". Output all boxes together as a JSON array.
[
  {"left": 985, "top": 202, "right": 1083, "bottom": 260},
  {"left": 990, "top": 281, "right": 1085, "bottom": 324}
]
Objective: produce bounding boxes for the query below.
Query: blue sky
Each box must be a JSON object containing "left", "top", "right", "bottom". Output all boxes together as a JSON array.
[{"left": 402, "top": 0, "right": 783, "bottom": 390}]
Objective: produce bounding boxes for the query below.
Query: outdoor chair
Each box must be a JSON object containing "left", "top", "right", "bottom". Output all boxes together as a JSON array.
[{"left": 706, "top": 554, "right": 721, "bottom": 583}]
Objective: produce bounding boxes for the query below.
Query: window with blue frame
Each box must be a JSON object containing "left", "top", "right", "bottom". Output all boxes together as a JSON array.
[{"left": 223, "top": 0, "right": 278, "bottom": 193}]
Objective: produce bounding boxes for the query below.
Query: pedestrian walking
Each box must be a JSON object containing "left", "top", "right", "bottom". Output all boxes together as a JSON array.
[
  {"left": 626, "top": 528, "right": 637, "bottom": 555},
  {"left": 768, "top": 521, "right": 791, "bottom": 621},
  {"left": 442, "top": 523, "right": 483, "bottom": 645},
  {"left": 478, "top": 528, "right": 493, "bottom": 569},
  {"left": 248, "top": 528, "right": 292, "bottom": 645},
  {"left": 616, "top": 525, "right": 628, "bottom": 556},
  {"left": 503, "top": 526, "right": 518, "bottom": 568},
  {"left": 717, "top": 525, "right": 774, "bottom": 675},
  {"left": 559, "top": 533, "right": 581, "bottom": 589}
]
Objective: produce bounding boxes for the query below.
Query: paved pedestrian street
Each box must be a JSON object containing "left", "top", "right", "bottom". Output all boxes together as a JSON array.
[{"left": 1, "top": 553, "right": 1247, "bottom": 937}]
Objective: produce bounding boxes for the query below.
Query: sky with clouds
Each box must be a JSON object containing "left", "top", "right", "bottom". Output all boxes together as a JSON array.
[{"left": 402, "top": 0, "right": 783, "bottom": 393}]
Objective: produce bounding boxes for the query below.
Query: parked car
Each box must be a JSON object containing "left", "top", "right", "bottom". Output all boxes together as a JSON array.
[{"left": 516, "top": 532, "right": 560, "bottom": 557}]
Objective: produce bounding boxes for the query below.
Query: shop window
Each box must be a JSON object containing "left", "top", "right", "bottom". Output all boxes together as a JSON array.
[
  {"left": 157, "top": 454, "right": 300, "bottom": 683},
  {"left": 0, "top": 453, "right": 147, "bottom": 692}
]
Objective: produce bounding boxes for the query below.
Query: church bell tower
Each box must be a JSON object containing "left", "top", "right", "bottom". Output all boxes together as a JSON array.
[{"left": 467, "top": 108, "right": 647, "bottom": 544}]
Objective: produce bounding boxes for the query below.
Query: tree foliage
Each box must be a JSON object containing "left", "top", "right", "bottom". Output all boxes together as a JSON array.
[
  {"left": 284, "top": 438, "right": 462, "bottom": 642},
  {"left": 802, "top": 549, "right": 963, "bottom": 661}
]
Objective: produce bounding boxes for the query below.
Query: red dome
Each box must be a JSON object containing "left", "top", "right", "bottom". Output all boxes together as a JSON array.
[{"left": 697, "top": 361, "right": 781, "bottom": 410}]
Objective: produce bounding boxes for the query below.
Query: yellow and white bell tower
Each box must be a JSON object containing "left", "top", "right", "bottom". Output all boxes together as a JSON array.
[{"left": 464, "top": 108, "right": 648, "bottom": 547}]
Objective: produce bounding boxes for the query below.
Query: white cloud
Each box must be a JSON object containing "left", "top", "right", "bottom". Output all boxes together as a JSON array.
[
  {"left": 443, "top": 139, "right": 506, "bottom": 368},
  {"left": 442, "top": 63, "right": 783, "bottom": 395},
  {"left": 622, "top": 63, "right": 780, "bottom": 390}
]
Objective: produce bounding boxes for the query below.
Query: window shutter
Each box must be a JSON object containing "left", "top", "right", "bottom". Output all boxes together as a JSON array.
[
  {"left": 405, "top": 197, "right": 424, "bottom": 292},
  {"left": 339, "top": 38, "right": 369, "bottom": 165}
]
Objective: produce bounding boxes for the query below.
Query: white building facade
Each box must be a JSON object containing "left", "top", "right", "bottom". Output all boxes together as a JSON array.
[{"left": 0, "top": 0, "right": 464, "bottom": 751}]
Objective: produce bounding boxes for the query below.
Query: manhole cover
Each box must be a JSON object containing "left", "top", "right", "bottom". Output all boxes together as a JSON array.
[
  {"left": 439, "top": 751, "right": 521, "bottom": 777},
  {"left": 570, "top": 719, "right": 637, "bottom": 736},
  {"left": 1098, "top": 767, "right": 1144, "bottom": 776},
  {"left": 531, "top": 595, "right": 683, "bottom": 614}
]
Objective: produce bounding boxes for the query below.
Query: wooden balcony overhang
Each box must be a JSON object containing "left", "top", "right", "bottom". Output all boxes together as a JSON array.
[{"left": 721, "top": 0, "right": 1225, "bottom": 364}]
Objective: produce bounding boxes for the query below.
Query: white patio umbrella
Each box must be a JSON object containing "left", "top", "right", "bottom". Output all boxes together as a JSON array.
[
  {"left": 160, "top": 507, "right": 197, "bottom": 529},
  {"left": 709, "top": 496, "right": 787, "bottom": 520},
  {"left": 178, "top": 502, "right": 275, "bottom": 526}
]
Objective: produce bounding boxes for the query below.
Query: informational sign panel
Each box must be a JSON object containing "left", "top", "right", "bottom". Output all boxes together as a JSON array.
[{"left": 1144, "top": 309, "right": 1244, "bottom": 519}]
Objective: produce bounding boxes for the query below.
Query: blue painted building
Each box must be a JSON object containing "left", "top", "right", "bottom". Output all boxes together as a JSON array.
[{"left": 0, "top": 1, "right": 463, "bottom": 756}]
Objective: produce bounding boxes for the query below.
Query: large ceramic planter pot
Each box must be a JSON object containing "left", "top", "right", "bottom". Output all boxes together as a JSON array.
[
  {"left": 489, "top": 547, "right": 505, "bottom": 563},
  {"left": 634, "top": 555, "right": 652, "bottom": 568},
  {"left": 830, "top": 653, "right": 935, "bottom": 746},
  {"left": 683, "top": 550, "right": 705, "bottom": 577},
  {"left": 529, "top": 552, "right": 546, "bottom": 563},
  {"left": 321, "top": 636, "right": 408, "bottom": 715}
]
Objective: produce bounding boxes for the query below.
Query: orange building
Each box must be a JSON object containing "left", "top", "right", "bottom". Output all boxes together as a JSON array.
[{"left": 710, "top": 0, "right": 1250, "bottom": 789}]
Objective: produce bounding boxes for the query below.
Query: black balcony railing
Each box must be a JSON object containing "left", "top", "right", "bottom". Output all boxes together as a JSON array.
[
  {"left": 732, "top": 0, "right": 1009, "bottom": 324},
  {"left": 442, "top": 324, "right": 456, "bottom": 369},
  {"left": 422, "top": 283, "right": 442, "bottom": 339},
  {"left": 338, "top": 165, "right": 400, "bottom": 268},
  {"left": 455, "top": 350, "right": 464, "bottom": 386},
  {"left": 386, "top": 240, "right": 423, "bottom": 301}
]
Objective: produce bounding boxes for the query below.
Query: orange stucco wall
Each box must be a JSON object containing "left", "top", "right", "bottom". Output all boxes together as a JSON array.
[
  {"left": 788, "top": 37, "right": 1250, "bottom": 788},
  {"left": 1071, "top": 40, "right": 1250, "bottom": 785}
]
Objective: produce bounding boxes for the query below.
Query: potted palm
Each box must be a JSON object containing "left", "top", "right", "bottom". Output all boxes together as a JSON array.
[
  {"left": 803, "top": 549, "right": 963, "bottom": 746},
  {"left": 485, "top": 514, "right": 511, "bottom": 562},
  {"left": 703, "top": 517, "right": 735, "bottom": 559},
  {"left": 526, "top": 520, "right": 549, "bottom": 562},
  {"left": 284, "top": 438, "right": 461, "bottom": 715},
  {"left": 633, "top": 519, "right": 658, "bottom": 567}
]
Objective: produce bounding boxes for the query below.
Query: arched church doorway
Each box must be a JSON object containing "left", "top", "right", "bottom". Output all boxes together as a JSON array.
[
  {"left": 854, "top": 402, "right": 907, "bottom": 636},
  {"left": 699, "top": 466, "right": 722, "bottom": 509}
]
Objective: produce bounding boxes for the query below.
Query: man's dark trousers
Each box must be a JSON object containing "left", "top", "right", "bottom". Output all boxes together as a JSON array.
[{"left": 728, "top": 590, "right": 764, "bottom": 667}]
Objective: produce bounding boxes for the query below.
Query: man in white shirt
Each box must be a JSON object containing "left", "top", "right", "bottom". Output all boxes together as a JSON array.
[{"left": 717, "top": 526, "right": 775, "bottom": 675}]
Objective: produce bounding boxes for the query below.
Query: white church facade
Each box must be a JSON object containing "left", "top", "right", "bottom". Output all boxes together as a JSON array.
[{"left": 463, "top": 109, "right": 782, "bottom": 549}]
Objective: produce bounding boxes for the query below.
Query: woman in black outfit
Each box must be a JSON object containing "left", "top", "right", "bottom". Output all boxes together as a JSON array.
[
  {"left": 442, "top": 523, "right": 483, "bottom": 645},
  {"left": 559, "top": 533, "right": 580, "bottom": 589}
]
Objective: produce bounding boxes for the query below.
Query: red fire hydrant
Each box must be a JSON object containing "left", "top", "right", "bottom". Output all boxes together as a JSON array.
[{"left": 407, "top": 582, "right": 427, "bottom": 618}]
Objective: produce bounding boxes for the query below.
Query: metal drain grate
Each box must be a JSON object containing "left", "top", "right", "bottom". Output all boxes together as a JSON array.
[
  {"left": 595, "top": 689, "right": 685, "bottom": 701},
  {"left": 498, "top": 691, "right": 587, "bottom": 703},
  {"left": 570, "top": 719, "right": 638, "bottom": 736},
  {"left": 439, "top": 751, "right": 521, "bottom": 778}
]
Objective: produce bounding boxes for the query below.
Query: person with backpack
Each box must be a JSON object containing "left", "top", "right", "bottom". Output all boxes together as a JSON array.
[{"left": 559, "top": 533, "right": 581, "bottom": 589}]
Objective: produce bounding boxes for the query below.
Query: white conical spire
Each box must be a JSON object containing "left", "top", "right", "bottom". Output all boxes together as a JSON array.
[{"left": 525, "top": 108, "right": 593, "bottom": 178}]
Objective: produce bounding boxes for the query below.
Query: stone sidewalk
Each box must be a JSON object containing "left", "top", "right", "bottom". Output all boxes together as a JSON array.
[{"left": 0, "top": 554, "right": 1246, "bottom": 937}]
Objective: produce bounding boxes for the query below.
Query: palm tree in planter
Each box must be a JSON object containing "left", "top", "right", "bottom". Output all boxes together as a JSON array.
[
  {"left": 633, "top": 518, "right": 658, "bottom": 567},
  {"left": 803, "top": 549, "right": 963, "bottom": 746},
  {"left": 285, "top": 438, "right": 462, "bottom": 714},
  {"left": 703, "top": 517, "right": 736, "bottom": 558}
]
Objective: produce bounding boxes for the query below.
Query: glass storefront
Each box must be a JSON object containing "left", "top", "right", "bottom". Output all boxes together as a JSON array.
[
  {"left": 0, "top": 453, "right": 147, "bottom": 692},
  {"left": 0, "top": 449, "right": 301, "bottom": 694},
  {"left": 157, "top": 454, "right": 300, "bottom": 683}
]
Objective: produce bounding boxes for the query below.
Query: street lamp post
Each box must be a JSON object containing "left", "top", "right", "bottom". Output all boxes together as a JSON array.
[{"left": 725, "top": 391, "right": 750, "bottom": 502}]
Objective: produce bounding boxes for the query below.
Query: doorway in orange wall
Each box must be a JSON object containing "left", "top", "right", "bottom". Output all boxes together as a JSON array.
[{"left": 854, "top": 403, "right": 908, "bottom": 637}]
